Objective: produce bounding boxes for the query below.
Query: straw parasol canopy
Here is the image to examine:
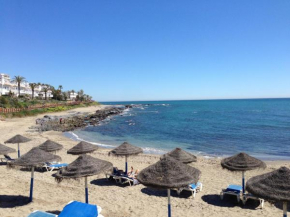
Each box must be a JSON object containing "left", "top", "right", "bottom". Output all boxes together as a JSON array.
[
  {"left": 38, "top": 140, "right": 63, "bottom": 152},
  {"left": 8, "top": 147, "right": 61, "bottom": 168},
  {"left": 109, "top": 142, "right": 143, "bottom": 173},
  {"left": 67, "top": 141, "right": 98, "bottom": 155},
  {"left": 164, "top": 148, "right": 197, "bottom": 164},
  {"left": 4, "top": 134, "right": 31, "bottom": 158},
  {"left": 4, "top": 134, "right": 31, "bottom": 144},
  {"left": 137, "top": 156, "right": 201, "bottom": 217},
  {"left": 221, "top": 152, "right": 266, "bottom": 171},
  {"left": 55, "top": 154, "right": 113, "bottom": 181},
  {"left": 109, "top": 142, "right": 143, "bottom": 156},
  {"left": 246, "top": 167, "right": 290, "bottom": 202},
  {"left": 55, "top": 154, "right": 113, "bottom": 204},
  {"left": 7, "top": 147, "right": 61, "bottom": 202},
  {"left": 137, "top": 155, "right": 201, "bottom": 189},
  {"left": 0, "top": 143, "right": 16, "bottom": 155}
]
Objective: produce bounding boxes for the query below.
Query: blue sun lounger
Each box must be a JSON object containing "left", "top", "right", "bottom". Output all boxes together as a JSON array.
[
  {"left": 58, "top": 201, "right": 102, "bottom": 217},
  {"left": 28, "top": 201, "right": 103, "bottom": 217},
  {"left": 220, "top": 184, "right": 242, "bottom": 202},
  {"left": 27, "top": 211, "right": 56, "bottom": 217}
]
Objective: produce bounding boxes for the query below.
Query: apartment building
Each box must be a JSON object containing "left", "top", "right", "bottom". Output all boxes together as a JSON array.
[{"left": 0, "top": 73, "right": 53, "bottom": 98}]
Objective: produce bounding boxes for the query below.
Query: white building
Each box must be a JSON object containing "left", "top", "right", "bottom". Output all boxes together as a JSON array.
[
  {"left": 69, "top": 92, "right": 78, "bottom": 100},
  {"left": 0, "top": 73, "right": 53, "bottom": 99}
]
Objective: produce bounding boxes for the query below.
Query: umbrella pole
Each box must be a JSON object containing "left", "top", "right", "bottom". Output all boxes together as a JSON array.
[
  {"left": 125, "top": 156, "right": 128, "bottom": 174},
  {"left": 29, "top": 167, "right": 34, "bottom": 202},
  {"left": 85, "top": 177, "right": 89, "bottom": 204},
  {"left": 18, "top": 143, "right": 20, "bottom": 158},
  {"left": 242, "top": 171, "right": 245, "bottom": 194},
  {"left": 283, "top": 202, "right": 287, "bottom": 217},
  {"left": 168, "top": 189, "right": 171, "bottom": 217}
]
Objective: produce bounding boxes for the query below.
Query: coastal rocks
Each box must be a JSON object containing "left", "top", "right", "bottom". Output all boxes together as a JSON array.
[{"left": 36, "top": 106, "right": 126, "bottom": 132}]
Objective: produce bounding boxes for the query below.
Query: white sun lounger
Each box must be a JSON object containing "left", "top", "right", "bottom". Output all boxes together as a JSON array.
[
  {"left": 242, "top": 193, "right": 264, "bottom": 209},
  {"left": 121, "top": 176, "right": 140, "bottom": 186},
  {"left": 175, "top": 182, "right": 203, "bottom": 198},
  {"left": 0, "top": 155, "right": 15, "bottom": 162},
  {"left": 43, "top": 162, "right": 68, "bottom": 172}
]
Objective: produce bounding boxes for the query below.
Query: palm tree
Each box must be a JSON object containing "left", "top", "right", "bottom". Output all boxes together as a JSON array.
[
  {"left": 67, "top": 91, "right": 71, "bottom": 100},
  {"left": 58, "top": 85, "right": 63, "bottom": 91},
  {"left": 62, "top": 92, "right": 68, "bottom": 101},
  {"left": 13, "top": 76, "right": 25, "bottom": 97},
  {"left": 42, "top": 87, "right": 49, "bottom": 100},
  {"left": 29, "top": 83, "right": 38, "bottom": 99}
]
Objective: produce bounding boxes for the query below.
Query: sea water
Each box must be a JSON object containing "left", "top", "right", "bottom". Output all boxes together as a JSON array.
[{"left": 65, "top": 99, "right": 290, "bottom": 160}]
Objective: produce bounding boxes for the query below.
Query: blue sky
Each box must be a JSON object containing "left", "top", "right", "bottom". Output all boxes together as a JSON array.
[{"left": 0, "top": 0, "right": 289, "bottom": 101}]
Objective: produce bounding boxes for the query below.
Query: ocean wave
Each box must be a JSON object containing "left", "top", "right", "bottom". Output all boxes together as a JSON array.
[
  {"left": 153, "top": 104, "right": 170, "bottom": 107},
  {"left": 142, "top": 147, "right": 167, "bottom": 155},
  {"left": 65, "top": 132, "right": 116, "bottom": 148}
]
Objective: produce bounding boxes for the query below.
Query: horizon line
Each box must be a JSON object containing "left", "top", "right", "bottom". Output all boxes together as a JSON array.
[{"left": 99, "top": 97, "right": 290, "bottom": 103}]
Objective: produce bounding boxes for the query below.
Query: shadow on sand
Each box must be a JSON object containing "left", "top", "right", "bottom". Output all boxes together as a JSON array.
[
  {"left": 90, "top": 178, "right": 128, "bottom": 188},
  {"left": 274, "top": 202, "right": 290, "bottom": 212},
  {"left": 202, "top": 194, "right": 239, "bottom": 208},
  {"left": 0, "top": 195, "right": 30, "bottom": 208},
  {"left": 45, "top": 210, "right": 61, "bottom": 215},
  {"left": 202, "top": 194, "right": 261, "bottom": 210},
  {"left": 140, "top": 187, "right": 192, "bottom": 199},
  {"left": 20, "top": 168, "right": 47, "bottom": 173}
]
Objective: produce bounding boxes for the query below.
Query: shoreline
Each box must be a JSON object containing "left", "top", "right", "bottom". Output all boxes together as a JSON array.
[
  {"left": 0, "top": 105, "right": 290, "bottom": 217},
  {"left": 64, "top": 130, "right": 290, "bottom": 162}
]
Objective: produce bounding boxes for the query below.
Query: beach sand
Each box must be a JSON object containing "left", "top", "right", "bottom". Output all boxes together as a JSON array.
[{"left": 0, "top": 105, "right": 289, "bottom": 217}]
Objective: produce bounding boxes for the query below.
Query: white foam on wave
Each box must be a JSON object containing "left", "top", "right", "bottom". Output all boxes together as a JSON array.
[
  {"left": 142, "top": 147, "right": 167, "bottom": 155},
  {"left": 153, "top": 104, "right": 170, "bottom": 107},
  {"left": 66, "top": 132, "right": 116, "bottom": 148}
]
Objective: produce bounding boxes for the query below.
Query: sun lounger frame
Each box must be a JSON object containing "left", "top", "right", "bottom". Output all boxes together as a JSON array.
[
  {"left": 174, "top": 182, "right": 203, "bottom": 198},
  {"left": 242, "top": 194, "right": 264, "bottom": 209}
]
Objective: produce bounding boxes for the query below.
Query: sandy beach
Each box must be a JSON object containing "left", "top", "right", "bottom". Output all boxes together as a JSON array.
[{"left": 0, "top": 105, "right": 289, "bottom": 217}]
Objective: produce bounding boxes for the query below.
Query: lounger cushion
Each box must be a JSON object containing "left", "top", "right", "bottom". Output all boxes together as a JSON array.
[
  {"left": 49, "top": 163, "right": 68, "bottom": 168},
  {"left": 58, "top": 201, "right": 98, "bottom": 217},
  {"left": 190, "top": 182, "right": 201, "bottom": 190},
  {"left": 27, "top": 211, "right": 56, "bottom": 217},
  {"left": 226, "top": 185, "right": 242, "bottom": 192}
]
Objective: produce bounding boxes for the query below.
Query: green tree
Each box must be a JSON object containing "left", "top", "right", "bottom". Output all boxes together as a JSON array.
[
  {"left": 62, "top": 92, "right": 68, "bottom": 101},
  {"left": 42, "top": 87, "right": 49, "bottom": 100},
  {"left": 13, "top": 76, "right": 25, "bottom": 97},
  {"left": 67, "top": 91, "right": 71, "bottom": 100},
  {"left": 58, "top": 85, "right": 63, "bottom": 91},
  {"left": 29, "top": 83, "right": 38, "bottom": 99}
]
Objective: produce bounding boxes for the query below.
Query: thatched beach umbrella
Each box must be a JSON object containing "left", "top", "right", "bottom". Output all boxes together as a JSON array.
[
  {"left": 109, "top": 142, "right": 143, "bottom": 173},
  {"left": 0, "top": 143, "right": 16, "bottom": 155},
  {"left": 55, "top": 154, "right": 113, "bottom": 204},
  {"left": 38, "top": 139, "right": 63, "bottom": 153},
  {"left": 221, "top": 152, "right": 266, "bottom": 194},
  {"left": 67, "top": 141, "right": 98, "bottom": 155},
  {"left": 8, "top": 147, "right": 61, "bottom": 202},
  {"left": 164, "top": 148, "right": 197, "bottom": 164},
  {"left": 137, "top": 156, "right": 201, "bottom": 217},
  {"left": 5, "top": 134, "right": 31, "bottom": 158},
  {"left": 246, "top": 167, "right": 290, "bottom": 217}
]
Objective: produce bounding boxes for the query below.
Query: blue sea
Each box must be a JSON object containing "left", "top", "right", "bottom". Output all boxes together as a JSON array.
[{"left": 65, "top": 99, "right": 290, "bottom": 160}]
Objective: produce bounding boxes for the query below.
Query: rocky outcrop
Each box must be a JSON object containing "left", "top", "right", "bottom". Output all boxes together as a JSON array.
[{"left": 35, "top": 106, "right": 126, "bottom": 132}]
